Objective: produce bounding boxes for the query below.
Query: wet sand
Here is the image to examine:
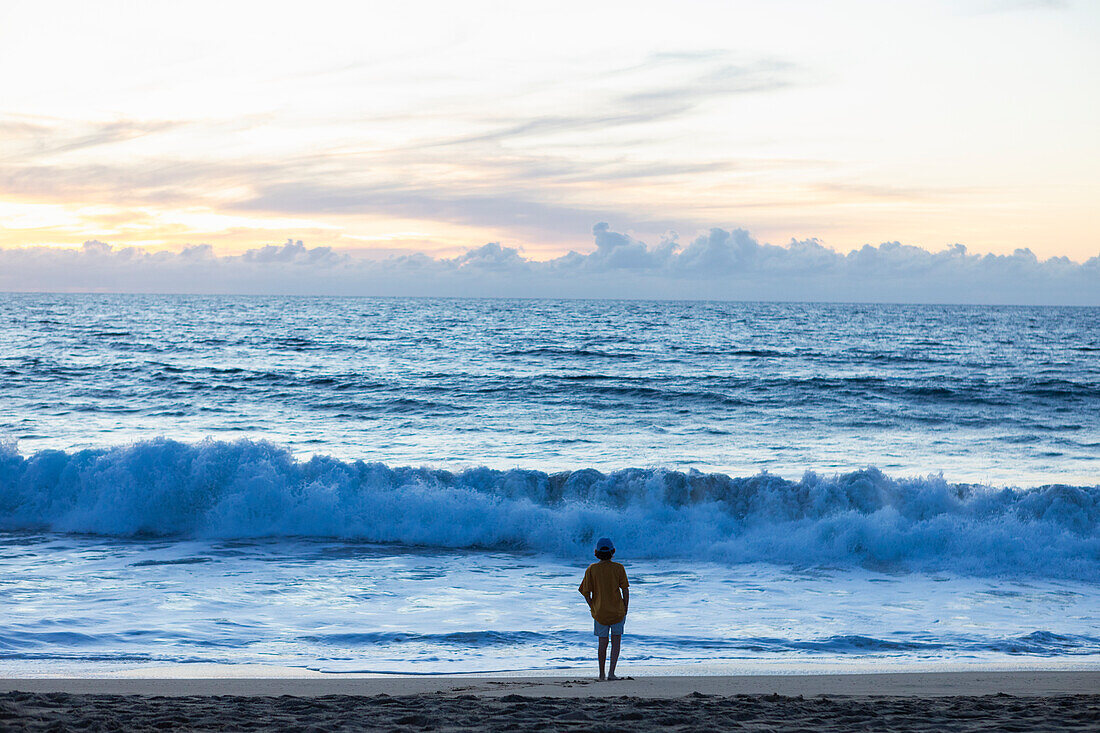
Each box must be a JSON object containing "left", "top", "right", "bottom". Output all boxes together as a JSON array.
[{"left": 2, "top": 672, "right": 1098, "bottom": 731}]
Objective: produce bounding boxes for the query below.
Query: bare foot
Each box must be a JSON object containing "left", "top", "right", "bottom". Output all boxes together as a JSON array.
[
  {"left": 607, "top": 674, "right": 620, "bottom": 681},
  {"left": 598, "top": 674, "right": 606, "bottom": 681}
]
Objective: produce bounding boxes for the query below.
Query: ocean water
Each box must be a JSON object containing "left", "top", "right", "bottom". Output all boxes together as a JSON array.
[{"left": 1, "top": 294, "right": 1098, "bottom": 675}]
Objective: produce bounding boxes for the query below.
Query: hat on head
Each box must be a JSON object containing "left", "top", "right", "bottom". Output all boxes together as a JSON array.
[{"left": 595, "top": 537, "right": 615, "bottom": 552}]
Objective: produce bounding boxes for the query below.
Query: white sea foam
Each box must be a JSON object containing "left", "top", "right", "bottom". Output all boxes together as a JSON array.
[{"left": 2, "top": 439, "right": 1097, "bottom": 579}]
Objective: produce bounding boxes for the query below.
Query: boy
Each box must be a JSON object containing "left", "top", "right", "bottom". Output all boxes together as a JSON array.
[{"left": 578, "top": 537, "right": 629, "bottom": 681}]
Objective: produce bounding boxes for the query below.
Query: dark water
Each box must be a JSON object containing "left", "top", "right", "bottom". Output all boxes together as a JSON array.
[{"left": 1, "top": 294, "right": 1096, "bottom": 483}]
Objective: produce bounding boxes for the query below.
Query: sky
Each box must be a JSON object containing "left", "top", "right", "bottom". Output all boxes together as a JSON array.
[{"left": 0, "top": 0, "right": 1097, "bottom": 301}]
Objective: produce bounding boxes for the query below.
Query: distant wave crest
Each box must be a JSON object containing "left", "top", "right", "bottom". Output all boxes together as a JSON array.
[{"left": 1, "top": 439, "right": 1097, "bottom": 579}]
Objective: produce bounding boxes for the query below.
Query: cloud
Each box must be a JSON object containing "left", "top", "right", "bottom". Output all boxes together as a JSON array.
[
  {"left": 976, "top": 0, "right": 1069, "bottom": 12},
  {"left": 0, "top": 52, "right": 804, "bottom": 248},
  {"left": 233, "top": 180, "right": 689, "bottom": 241},
  {"left": 431, "top": 58, "right": 800, "bottom": 148},
  {"left": 0, "top": 115, "right": 182, "bottom": 160},
  {"left": 1, "top": 225, "right": 1096, "bottom": 305},
  {"left": 239, "top": 239, "right": 345, "bottom": 265},
  {"left": 619, "top": 60, "right": 797, "bottom": 109}
]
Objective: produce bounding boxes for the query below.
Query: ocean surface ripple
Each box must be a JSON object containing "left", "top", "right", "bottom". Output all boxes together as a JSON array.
[{"left": 2, "top": 295, "right": 1097, "bottom": 485}]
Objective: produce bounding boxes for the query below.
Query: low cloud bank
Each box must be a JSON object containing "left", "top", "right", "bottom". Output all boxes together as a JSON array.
[{"left": 2, "top": 224, "right": 1097, "bottom": 304}]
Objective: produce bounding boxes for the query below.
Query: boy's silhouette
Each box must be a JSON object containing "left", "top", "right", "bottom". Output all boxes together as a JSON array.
[{"left": 578, "top": 537, "right": 629, "bottom": 681}]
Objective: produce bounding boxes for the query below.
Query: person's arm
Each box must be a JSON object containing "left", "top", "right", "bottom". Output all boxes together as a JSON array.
[
  {"left": 579, "top": 571, "right": 593, "bottom": 608},
  {"left": 619, "top": 567, "right": 629, "bottom": 615}
]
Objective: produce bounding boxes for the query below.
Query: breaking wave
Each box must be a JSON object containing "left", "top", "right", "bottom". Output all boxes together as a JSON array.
[{"left": 1, "top": 439, "right": 1097, "bottom": 579}]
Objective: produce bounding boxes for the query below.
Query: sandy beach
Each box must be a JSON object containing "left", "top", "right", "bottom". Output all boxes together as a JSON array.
[{"left": 2, "top": 671, "right": 1098, "bottom": 731}]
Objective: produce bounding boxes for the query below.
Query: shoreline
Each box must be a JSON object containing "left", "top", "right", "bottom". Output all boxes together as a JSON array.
[
  {"left": 5, "top": 672, "right": 1099, "bottom": 732},
  {"left": 3, "top": 670, "right": 1098, "bottom": 698}
]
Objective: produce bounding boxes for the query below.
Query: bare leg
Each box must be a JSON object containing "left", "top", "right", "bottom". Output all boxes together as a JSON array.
[
  {"left": 597, "top": 636, "right": 608, "bottom": 680},
  {"left": 608, "top": 635, "right": 622, "bottom": 679}
]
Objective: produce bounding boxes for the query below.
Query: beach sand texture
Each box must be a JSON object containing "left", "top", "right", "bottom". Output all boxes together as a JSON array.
[
  {"left": 2, "top": 672, "right": 1099, "bottom": 731},
  {"left": 3, "top": 690, "right": 1099, "bottom": 732}
]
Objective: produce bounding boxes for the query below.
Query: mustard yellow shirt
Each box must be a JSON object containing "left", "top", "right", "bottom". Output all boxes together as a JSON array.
[{"left": 579, "top": 560, "right": 629, "bottom": 626}]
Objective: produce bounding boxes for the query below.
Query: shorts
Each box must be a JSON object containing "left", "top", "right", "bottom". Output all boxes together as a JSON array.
[{"left": 593, "top": 620, "right": 625, "bottom": 637}]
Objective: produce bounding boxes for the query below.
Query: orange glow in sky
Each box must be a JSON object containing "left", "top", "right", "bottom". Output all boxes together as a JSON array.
[{"left": 1, "top": 0, "right": 1097, "bottom": 262}]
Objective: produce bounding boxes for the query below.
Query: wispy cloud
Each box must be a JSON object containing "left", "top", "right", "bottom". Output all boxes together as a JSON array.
[
  {"left": 0, "top": 115, "right": 182, "bottom": 161},
  {"left": 233, "top": 181, "right": 689, "bottom": 238},
  {"left": 0, "top": 52, "right": 810, "bottom": 248},
  {"left": 2, "top": 224, "right": 1095, "bottom": 305},
  {"left": 620, "top": 60, "right": 798, "bottom": 108},
  {"left": 431, "top": 58, "right": 801, "bottom": 148},
  {"left": 975, "top": 0, "right": 1070, "bottom": 13}
]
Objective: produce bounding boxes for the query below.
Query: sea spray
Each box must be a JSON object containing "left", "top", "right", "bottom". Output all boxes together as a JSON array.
[{"left": 1, "top": 438, "right": 1097, "bottom": 579}]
